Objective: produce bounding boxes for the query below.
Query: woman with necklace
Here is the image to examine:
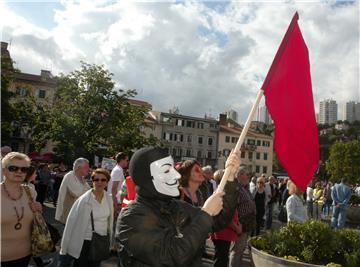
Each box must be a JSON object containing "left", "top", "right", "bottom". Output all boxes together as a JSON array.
[
  {"left": 59, "top": 168, "right": 114, "bottom": 267},
  {"left": 1, "top": 152, "right": 42, "bottom": 267}
]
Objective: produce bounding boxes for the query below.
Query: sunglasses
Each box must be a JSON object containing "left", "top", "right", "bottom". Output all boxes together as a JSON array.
[
  {"left": 92, "top": 178, "right": 107, "bottom": 182},
  {"left": 7, "top": 166, "right": 29, "bottom": 173}
]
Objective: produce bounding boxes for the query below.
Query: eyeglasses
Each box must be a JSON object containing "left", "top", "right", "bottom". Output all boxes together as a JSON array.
[
  {"left": 92, "top": 178, "right": 107, "bottom": 182},
  {"left": 7, "top": 166, "right": 29, "bottom": 173}
]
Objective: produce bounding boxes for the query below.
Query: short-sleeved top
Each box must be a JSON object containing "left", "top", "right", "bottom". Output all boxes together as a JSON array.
[
  {"left": 107, "top": 165, "right": 125, "bottom": 197},
  {"left": 1, "top": 184, "right": 35, "bottom": 261}
]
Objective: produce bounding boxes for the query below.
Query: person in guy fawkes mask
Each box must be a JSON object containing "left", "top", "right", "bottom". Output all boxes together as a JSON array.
[{"left": 115, "top": 147, "right": 240, "bottom": 267}]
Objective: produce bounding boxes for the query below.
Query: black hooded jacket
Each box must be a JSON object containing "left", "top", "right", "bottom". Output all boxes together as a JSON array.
[{"left": 115, "top": 147, "right": 239, "bottom": 267}]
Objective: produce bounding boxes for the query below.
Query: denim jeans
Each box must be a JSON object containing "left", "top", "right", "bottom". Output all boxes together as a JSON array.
[
  {"left": 331, "top": 205, "right": 347, "bottom": 229},
  {"left": 58, "top": 254, "right": 75, "bottom": 267}
]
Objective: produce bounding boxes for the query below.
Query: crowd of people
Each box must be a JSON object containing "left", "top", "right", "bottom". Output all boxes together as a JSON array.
[{"left": 0, "top": 145, "right": 358, "bottom": 267}]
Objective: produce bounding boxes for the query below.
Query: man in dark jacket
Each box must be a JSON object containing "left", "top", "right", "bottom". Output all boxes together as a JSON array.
[{"left": 115, "top": 147, "right": 240, "bottom": 267}]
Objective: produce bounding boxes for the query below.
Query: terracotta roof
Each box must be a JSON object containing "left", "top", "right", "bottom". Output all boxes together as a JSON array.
[
  {"left": 15, "top": 72, "right": 57, "bottom": 86},
  {"left": 127, "top": 99, "right": 152, "bottom": 109}
]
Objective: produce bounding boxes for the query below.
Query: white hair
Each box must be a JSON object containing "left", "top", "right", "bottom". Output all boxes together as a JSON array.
[
  {"left": 202, "top": 165, "right": 213, "bottom": 172},
  {"left": 73, "top": 158, "right": 89, "bottom": 171}
]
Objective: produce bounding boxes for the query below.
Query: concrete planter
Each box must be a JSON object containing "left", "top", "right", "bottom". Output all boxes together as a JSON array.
[
  {"left": 249, "top": 239, "right": 325, "bottom": 267},
  {"left": 346, "top": 206, "right": 360, "bottom": 224}
]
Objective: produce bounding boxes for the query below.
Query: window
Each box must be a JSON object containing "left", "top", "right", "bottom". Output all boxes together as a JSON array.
[
  {"left": 197, "top": 122, "right": 204, "bottom": 129},
  {"left": 16, "top": 87, "right": 28, "bottom": 97},
  {"left": 208, "top": 137, "right": 213, "bottom": 146},
  {"left": 207, "top": 151, "right": 212, "bottom": 159},
  {"left": 248, "top": 152, "right": 253, "bottom": 160},
  {"left": 225, "top": 136, "right": 230, "bottom": 143},
  {"left": 170, "top": 133, "right": 173, "bottom": 141},
  {"left": 256, "top": 152, "right": 260, "bottom": 160},
  {"left": 262, "top": 141, "right": 270, "bottom": 147},
  {"left": 241, "top": 151, "right": 245, "bottom": 158},
  {"left": 172, "top": 148, "right": 176, "bottom": 156},
  {"left": 249, "top": 165, "right": 253, "bottom": 172},
  {"left": 173, "top": 134, "right": 177, "bottom": 141},
  {"left": 163, "top": 116, "right": 170, "bottom": 122},
  {"left": 257, "top": 140, "right": 261, "bottom": 146},
  {"left": 176, "top": 119, "right": 184, "bottom": 126},
  {"left": 177, "top": 148, "right": 182, "bottom": 157},
  {"left": 256, "top": 165, "right": 260, "bottom": 173},
  {"left": 247, "top": 139, "right": 255, "bottom": 145},
  {"left": 38, "top": 89, "right": 46, "bottom": 98},
  {"left": 209, "top": 123, "right": 215, "bottom": 128},
  {"left": 198, "top": 136, "right": 203, "bottom": 144},
  {"left": 264, "top": 153, "right": 268, "bottom": 160},
  {"left": 186, "top": 120, "right": 194, "bottom": 128},
  {"left": 223, "top": 149, "right": 230, "bottom": 157},
  {"left": 187, "top": 135, "right": 192, "bottom": 143},
  {"left": 231, "top": 137, "right": 238, "bottom": 143},
  {"left": 197, "top": 150, "right": 202, "bottom": 158},
  {"left": 263, "top": 166, "right": 268, "bottom": 173},
  {"left": 163, "top": 132, "right": 171, "bottom": 140},
  {"left": 180, "top": 134, "right": 184, "bottom": 142},
  {"left": 186, "top": 149, "right": 192, "bottom": 157}
]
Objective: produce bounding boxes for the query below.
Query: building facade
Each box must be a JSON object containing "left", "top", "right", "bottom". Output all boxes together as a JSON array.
[
  {"left": 2, "top": 42, "right": 57, "bottom": 153},
  {"left": 319, "top": 99, "right": 338, "bottom": 125},
  {"left": 217, "top": 114, "right": 273, "bottom": 176},
  {"left": 344, "top": 101, "right": 360, "bottom": 123}
]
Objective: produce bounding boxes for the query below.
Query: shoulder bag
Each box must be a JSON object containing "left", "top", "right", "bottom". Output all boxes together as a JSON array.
[
  {"left": 88, "top": 211, "right": 110, "bottom": 261},
  {"left": 23, "top": 186, "right": 54, "bottom": 256}
]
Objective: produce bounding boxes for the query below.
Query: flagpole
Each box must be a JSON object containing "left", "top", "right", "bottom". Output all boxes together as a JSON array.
[{"left": 217, "top": 89, "right": 264, "bottom": 192}]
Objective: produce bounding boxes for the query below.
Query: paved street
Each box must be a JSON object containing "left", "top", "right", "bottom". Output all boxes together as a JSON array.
[{"left": 30, "top": 201, "right": 261, "bottom": 267}]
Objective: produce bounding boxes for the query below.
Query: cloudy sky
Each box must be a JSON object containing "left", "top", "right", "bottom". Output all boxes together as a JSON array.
[{"left": 1, "top": 0, "right": 359, "bottom": 122}]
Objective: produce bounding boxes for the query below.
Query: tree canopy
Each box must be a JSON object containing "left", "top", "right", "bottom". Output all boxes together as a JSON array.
[
  {"left": 31, "top": 62, "right": 156, "bottom": 163},
  {"left": 326, "top": 140, "right": 360, "bottom": 184}
]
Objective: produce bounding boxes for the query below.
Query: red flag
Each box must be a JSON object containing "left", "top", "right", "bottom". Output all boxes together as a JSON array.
[{"left": 262, "top": 12, "right": 319, "bottom": 191}]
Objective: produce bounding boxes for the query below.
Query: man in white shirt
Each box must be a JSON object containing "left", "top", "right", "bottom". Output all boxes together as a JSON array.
[
  {"left": 306, "top": 183, "right": 314, "bottom": 219},
  {"left": 55, "top": 158, "right": 90, "bottom": 224},
  {"left": 108, "top": 152, "right": 128, "bottom": 213}
]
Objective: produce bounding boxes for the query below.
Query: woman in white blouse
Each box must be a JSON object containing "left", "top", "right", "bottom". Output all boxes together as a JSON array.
[
  {"left": 286, "top": 180, "right": 308, "bottom": 223},
  {"left": 59, "top": 168, "right": 114, "bottom": 267}
]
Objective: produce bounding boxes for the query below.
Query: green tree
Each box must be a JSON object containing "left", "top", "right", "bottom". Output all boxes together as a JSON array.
[
  {"left": 273, "top": 152, "right": 285, "bottom": 173},
  {"left": 326, "top": 140, "right": 360, "bottom": 184},
  {"left": 1, "top": 51, "right": 17, "bottom": 145},
  {"left": 34, "top": 62, "right": 156, "bottom": 163}
]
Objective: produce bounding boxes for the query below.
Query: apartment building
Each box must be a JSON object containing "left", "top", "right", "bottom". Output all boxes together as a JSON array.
[{"left": 217, "top": 114, "right": 273, "bottom": 176}]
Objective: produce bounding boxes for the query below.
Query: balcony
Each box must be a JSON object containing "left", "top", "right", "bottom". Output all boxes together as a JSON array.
[{"left": 240, "top": 144, "right": 257, "bottom": 151}]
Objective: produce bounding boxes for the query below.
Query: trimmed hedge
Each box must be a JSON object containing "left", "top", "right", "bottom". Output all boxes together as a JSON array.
[{"left": 251, "top": 220, "right": 360, "bottom": 267}]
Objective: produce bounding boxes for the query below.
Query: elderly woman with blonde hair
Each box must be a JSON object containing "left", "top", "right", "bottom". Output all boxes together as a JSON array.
[
  {"left": 285, "top": 180, "right": 308, "bottom": 223},
  {"left": 1, "top": 152, "right": 42, "bottom": 267}
]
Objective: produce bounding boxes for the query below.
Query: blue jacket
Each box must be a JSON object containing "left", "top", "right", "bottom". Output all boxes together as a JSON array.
[{"left": 331, "top": 182, "right": 351, "bottom": 206}]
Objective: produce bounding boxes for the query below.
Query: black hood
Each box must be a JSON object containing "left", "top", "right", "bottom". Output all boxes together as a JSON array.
[{"left": 129, "top": 146, "right": 178, "bottom": 200}]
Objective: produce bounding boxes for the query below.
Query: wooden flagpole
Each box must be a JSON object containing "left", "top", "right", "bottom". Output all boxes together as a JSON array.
[{"left": 217, "top": 89, "right": 264, "bottom": 192}]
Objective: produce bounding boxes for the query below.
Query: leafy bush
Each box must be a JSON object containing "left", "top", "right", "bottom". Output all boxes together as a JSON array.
[
  {"left": 349, "top": 194, "right": 360, "bottom": 206},
  {"left": 250, "top": 220, "right": 360, "bottom": 266}
]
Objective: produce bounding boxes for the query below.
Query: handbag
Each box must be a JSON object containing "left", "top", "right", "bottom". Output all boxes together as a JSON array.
[
  {"left": 88, "top": 211, "right": 110, "bottom": 261},
  {"left": 23, "top": 186, "right": 54, "bottom": 256},
  {"left": 278, "top": 205, "right": 288, "bottom": 223}
]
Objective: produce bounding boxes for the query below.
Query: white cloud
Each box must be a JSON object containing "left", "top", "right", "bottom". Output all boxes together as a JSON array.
[{"left": 2, "top": 0, "right": 359, "bottom": 122}]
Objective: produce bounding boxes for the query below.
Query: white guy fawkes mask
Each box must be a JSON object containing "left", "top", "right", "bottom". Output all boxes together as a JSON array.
[{"left": 150, "top": 156, "right": 181, "bottom": 197}]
